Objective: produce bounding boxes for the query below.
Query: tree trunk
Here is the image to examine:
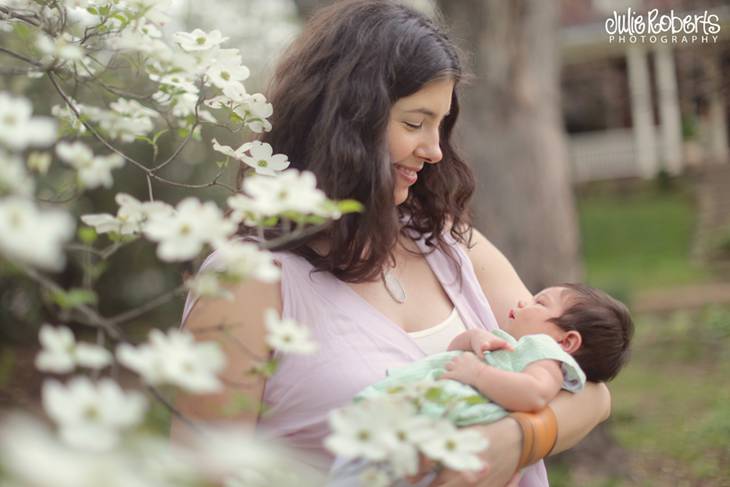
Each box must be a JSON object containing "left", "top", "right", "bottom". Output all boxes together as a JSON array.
[
  {"left": 437, "top": 0, "right": 582, "bottom": 291},
  {"left": 291, "top": 0, "right": 331, "bottom": 19}
]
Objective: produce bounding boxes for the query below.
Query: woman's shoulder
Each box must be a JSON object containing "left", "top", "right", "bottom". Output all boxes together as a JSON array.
[{"left": 182, "top": 248, "right": 286, "bottom": 332}]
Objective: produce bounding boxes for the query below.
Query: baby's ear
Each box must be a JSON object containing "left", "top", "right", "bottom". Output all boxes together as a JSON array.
[{"left": 559, "top": 330, "right": 582, "bottom": 354}]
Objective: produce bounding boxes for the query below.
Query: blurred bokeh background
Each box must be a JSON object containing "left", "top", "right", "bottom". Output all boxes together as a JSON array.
[{"left": 1, "top": 0, "right": 729, "bottom": 485}]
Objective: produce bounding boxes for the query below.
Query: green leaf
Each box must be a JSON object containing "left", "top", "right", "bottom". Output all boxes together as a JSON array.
[
  {"left": 51, "top": 288, "right": 98, "bottom": 310},
  {"left": 152, "top": 129, "right": 168, "bottom": 144},
  {"left": 222, "top": 391, "right": 256, "bottom": 416},
  {"left": 86, "top": 6, "right": 98, "bottom": 14},
  {"left": 12, "top": 22, "right": 32, "bottom": 41},
  {"left": 78, "top": 226, "right": 97, "bottom": 245},
  {"left": 229, "top": 112, "right": 245, "bottom": 124},
  {"left": 337, "top": 199, "right": 364, "bottom": 214},
  {"left": 462, "top": 395, "right": 488, "bottom": 406},
  {"left": 88, "top": 261, "right": 108, "bottom": 281},
  {"left": 136, "top": 135, "right": 154, "bottom": 145},
  {"left": 261, "top": 216, "right": 279, "bottom": 227},
  {"left": 0, "top": 348, "right": 15, "bottom": 388},
  {"left": 215, "top": 158, "right": 229, "bottom": 169},
  {"left": 250, "top": 358, "right": 279, "bottom": 378},
  {"left": 425, "top": 386, "right": 445, "bottom": 403}
]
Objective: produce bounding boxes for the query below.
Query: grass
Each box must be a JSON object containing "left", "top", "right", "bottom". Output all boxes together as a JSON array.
[
  {"left": 548, "top": 305, "right": 730, "bottom": 486},
  {"left": 577, "top": 179, "right": 713, "bottom": 301},
  {"left": 548, "top": 178, "right": 730, "bottom": 486}
]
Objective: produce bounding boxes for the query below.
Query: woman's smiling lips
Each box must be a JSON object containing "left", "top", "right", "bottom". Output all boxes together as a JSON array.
[{"left": 394, "top": 163, "right": 421, "bottom": 185}]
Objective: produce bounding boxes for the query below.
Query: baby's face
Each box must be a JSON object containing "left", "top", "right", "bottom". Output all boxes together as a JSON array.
[{"left": 504, "top": 286, "right": 570, "bottom": 340}]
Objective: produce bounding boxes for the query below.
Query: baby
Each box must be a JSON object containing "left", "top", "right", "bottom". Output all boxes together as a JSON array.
[{"left": 355, "top": 283, "right": 634, "bottom": 485}]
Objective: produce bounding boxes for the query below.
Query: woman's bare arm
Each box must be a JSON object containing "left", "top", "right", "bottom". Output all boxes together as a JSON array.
[
  {"left": 462, "top": 228, "right": 533, "bottom": 328},
  {"left": 433, "top": 381, "right": 610, "bottom": 486},
  {"left": 431, "top": 229, "right": 612, "bottom": 485},
  {"left": 170, "top": 276, "right": 282, "bottom": 443}
]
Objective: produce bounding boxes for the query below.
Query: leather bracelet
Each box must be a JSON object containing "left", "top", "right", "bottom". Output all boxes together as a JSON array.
[{"left": 510, "top": 407, "right": 558, "bottom": 469}]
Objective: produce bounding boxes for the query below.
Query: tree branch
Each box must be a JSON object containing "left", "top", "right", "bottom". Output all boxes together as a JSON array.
[{"left": 0, "top": 46, "right": 43, "bottom": 67}]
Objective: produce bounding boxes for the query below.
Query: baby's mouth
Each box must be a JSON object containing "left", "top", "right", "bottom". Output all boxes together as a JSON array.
[{"left": 508, "top": 309, "right": 516, "bottom": 319}]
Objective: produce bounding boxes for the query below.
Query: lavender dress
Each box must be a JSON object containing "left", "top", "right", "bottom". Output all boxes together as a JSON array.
[{"left": 182, "top": 233, "right": 549, "bottom": 487}]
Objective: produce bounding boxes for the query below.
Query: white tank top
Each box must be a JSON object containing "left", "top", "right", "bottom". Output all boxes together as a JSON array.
[{"left": 407, "top": 307, "right": 466, "bottom": 355}]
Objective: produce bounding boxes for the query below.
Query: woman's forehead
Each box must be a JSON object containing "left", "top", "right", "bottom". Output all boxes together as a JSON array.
[{"left": 393, "top": 79, "right": 454, "bottom": 114}]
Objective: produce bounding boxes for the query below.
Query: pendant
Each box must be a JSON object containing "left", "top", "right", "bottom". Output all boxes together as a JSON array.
[{"left": 382, "top": 269, "right": 406, "bottom": 304}]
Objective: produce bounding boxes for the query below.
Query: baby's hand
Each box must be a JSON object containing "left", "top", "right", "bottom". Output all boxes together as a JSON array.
[
  {"left": 448, "top": 329, "right": 514, "bottom": 356},
  {"left": 440, "top": 352, "right": 486, "bottom": 386},
  {"left": 472, "top": 329, "right": 514, "bottom": 355}
]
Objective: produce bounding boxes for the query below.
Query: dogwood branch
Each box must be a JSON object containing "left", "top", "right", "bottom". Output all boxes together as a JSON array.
[
  {"left": 0, "top": 46, "right": 44, "bottom": 67},
  {"left": 48, "top": 71, "right": 237, "bottom": 193},
  {"left": 107, "top": 284, "right": 187, "bottom": 326}
]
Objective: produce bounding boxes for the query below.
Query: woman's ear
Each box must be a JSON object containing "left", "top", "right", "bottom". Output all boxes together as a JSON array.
[{"left": 558, "top": 330, "right": 582, "bottom": 354}]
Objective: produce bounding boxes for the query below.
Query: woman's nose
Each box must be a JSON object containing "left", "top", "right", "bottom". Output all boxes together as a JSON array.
[{"left": 415, "top": 129, "right": 443, "bottom": 164}]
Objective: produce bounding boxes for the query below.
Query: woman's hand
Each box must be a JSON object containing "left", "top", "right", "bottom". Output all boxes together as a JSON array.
[{"left": 430, "top": 419, "right": 522, "bottom": 486}]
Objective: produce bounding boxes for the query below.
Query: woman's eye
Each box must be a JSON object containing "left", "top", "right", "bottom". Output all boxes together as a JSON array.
[{"left": 404, "top": 121, "right": 423, "bottom": 129}]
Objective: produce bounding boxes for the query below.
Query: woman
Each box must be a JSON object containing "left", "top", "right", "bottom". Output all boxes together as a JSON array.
[{"left": 173, "top": 1, "right": 611, "bottom": 485}]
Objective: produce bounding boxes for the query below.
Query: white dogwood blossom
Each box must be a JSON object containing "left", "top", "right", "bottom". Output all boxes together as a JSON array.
[
  {"left": 0, "top": 92, "right": 57, "bottom": 151},
  {"left": 210, "top": 239, "right": 281, "bottom": 282},
  {"left": 0, "top": 197, "right": 75, "bottom": 270},
  {"left": 116, "top": 329, "right": 226, "bottom": 393},
  {"left": 264, "top": 309, "right": 317, "bottom": 355},
  {"left": 42, "top": 377, "right": 147, "bottom": 451},
  {"left": 27, "top": 151, "right": 52, "bottom": 174},
  {"left": 144, "top": 197, "right": 236, "bottom": 261},
  {"left": 212, "top": 138, "right": 251, "bottom": 161},
  {"left": 36, "top": 32, "right": 85, "bottom": 61},
  {"left": 36, "top": 324, "right": 112, "bottom": 373},
  {"left": 205, "top": 64, "right": 250, "bottom": 90},
  {"left": 0, "top": 151, "right": 35, "bottom": 196},
  {"left": 239, "top": 141, "right": 290, "bottom": 176},
  {"left": 185, "top": 272, "right": 233, "bottom": 300},
  {"left": 205, "top": 88, "right": 273, "bottom": 133},
  {"left": 234, "top": 93, "right": 273, "bottom": 133},
  {"left": 325, "top": 401, "right": 399, "bottom": 463},
  {"left": 242, "top": 169, "right": 328, "bottom": 216},
  {"left": 418, "top": 423, "right": 488, "bottom": 472},
  {"left": 174, "top": 29, "right": 228, "bottom": 52},
  {"left": 81, "top": 193, "right": 174, "bottom": 236},
  {"left": 0, "top": 415, "right": 167, "bottom": 487},
  {"left": 56, "top": 141, "right": 125, "bottom": 189}
]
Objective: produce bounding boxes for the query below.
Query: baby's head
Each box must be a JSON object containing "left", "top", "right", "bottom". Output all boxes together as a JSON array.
[{"left": 504, "top": 283, "right": 634, "bottom": 382}]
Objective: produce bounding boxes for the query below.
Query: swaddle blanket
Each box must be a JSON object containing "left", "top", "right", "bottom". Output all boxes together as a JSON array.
[{"left": 356, "top": 329, "right": 586, "bottom": 426}]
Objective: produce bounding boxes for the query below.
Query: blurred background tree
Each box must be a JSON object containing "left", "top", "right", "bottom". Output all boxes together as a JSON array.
[{"left": 2, "top": 0, "right": 729, "bottom": 484}]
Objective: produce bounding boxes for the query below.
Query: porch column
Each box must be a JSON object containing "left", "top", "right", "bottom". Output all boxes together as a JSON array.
[
  {"left": 654, "top": 44, "right": 683, "bottom": 174},
  {"left": 626, "top": 44, "right": 658, "bottom": 178}
]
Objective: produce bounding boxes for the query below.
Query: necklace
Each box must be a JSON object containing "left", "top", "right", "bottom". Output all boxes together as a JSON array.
[{"left": 381, "top": 268, "right": 406, "bottom": 303}]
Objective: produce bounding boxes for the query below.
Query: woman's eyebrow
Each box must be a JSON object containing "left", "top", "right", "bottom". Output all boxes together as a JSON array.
[{"left": 404, "top": 108, "right": 450, "bottom": 118}]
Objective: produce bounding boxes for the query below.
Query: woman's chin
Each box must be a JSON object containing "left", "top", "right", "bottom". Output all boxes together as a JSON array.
[{"left": 393, "top": 188, "right": 409, "bottom": 206}]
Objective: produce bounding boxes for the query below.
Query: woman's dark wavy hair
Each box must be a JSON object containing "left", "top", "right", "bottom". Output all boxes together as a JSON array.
[{"left": 238, "top": 0, "right": 475, "bottom": 283}]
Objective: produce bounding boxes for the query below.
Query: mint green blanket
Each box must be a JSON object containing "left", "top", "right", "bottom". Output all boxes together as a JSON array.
[{"left": 356, "top": 329, "right": 586, "bottom": 426}]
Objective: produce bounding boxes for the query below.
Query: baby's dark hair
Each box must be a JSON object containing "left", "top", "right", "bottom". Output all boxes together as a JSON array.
[{"left": 549, "top": 283, "right": 634, "bottom": 382}]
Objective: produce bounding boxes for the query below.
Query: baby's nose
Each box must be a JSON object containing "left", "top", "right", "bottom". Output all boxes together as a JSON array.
[{"left": 517, "top": 300, "right": 526, "bottom": 308}]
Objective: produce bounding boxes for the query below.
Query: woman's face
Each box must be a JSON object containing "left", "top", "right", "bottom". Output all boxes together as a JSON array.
[{"left": 386, "top": 78, "right": 454, "bottom": 205}]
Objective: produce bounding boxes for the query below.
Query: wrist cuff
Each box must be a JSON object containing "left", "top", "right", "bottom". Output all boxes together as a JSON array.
[{"left": 509, "top": 407, "right": 558, "bottom": 470}]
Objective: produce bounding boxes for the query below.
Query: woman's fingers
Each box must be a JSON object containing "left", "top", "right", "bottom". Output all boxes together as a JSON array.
[
  {"left": 431, "top": 464, "right": 490, "bottom": 486},
  {"left": 404, "top": 455, "right": 438, "bottom": 484}
]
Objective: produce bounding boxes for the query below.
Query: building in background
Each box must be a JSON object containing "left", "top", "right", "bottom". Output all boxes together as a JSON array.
[{"left": 560, "top": 0, "right": 729, "bottom": 182}]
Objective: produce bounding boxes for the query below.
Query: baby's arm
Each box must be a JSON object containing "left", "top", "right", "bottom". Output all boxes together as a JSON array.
[
  {"left": 447, "top": 329, "right": 514, "bottom": 354},
  {"left": 440, "top": 354, "right": 563, "bottom": 412}
]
